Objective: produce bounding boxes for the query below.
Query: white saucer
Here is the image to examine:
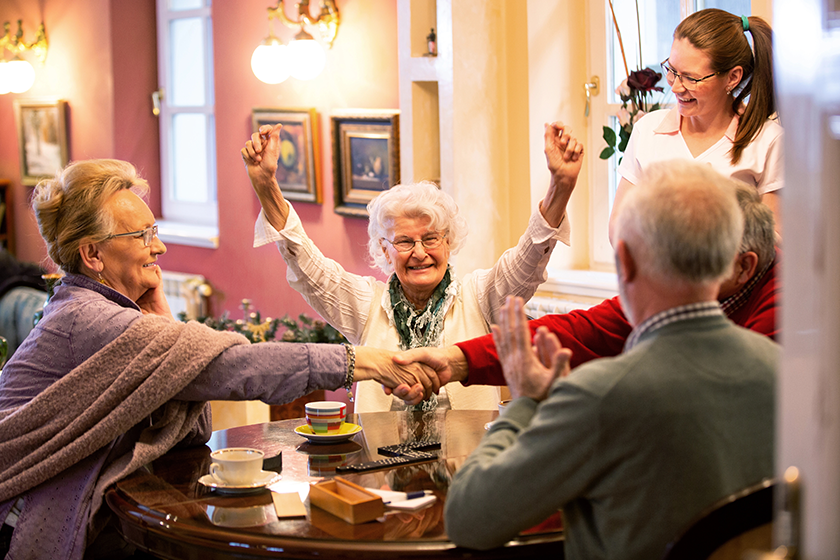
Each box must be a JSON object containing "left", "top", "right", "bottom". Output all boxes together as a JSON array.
[
  {"left": 198, "top": 470, "right": 281, "bottom": 493},
  {"left": 294, "top": 422, "right": 362, "bottom": 444}
]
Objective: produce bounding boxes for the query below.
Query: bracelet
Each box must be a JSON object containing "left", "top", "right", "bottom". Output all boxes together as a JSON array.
[{"left": 342, "top": 343, "right": 355, "bottom": 402}]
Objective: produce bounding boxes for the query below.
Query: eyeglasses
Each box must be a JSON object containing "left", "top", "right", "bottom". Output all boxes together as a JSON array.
[
  {"left": 383, "top": 233, "right": 446, "bottom": 253},
  {"left": 105, "top": 224, "right": 158, "bottom": 247},
  {"left": 660, "top": 59, "right": 719, "bottom": 91}
]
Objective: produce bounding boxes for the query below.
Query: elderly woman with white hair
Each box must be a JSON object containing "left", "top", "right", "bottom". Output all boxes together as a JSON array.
[{"left": 242, "top": 122, "right": 583, "bottom": 412}]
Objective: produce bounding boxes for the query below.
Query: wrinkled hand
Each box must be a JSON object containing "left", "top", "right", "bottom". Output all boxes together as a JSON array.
[
  {"left": 544, "top": 121, "right": 584, "bottom": 180},
  {"left": 387, "top": 346, "right": 467, "bottom": 405},
  {"left": 136, "top": 267, "right": 175, "bottom": 319},
  {"left": 354, "top": 346, "right": 441, "bottom": 403},
  {"left": 540, "top": 121, "right": 584, "bottom": 228},
  {"left": 240, "top": 123, "right": 290, "bottom": 231},
  {"left": 491, "top": 296, "right": 571, "bottom": 401},
  {"left": 240, "top": 123, "right": 282, "bottom": 189}
]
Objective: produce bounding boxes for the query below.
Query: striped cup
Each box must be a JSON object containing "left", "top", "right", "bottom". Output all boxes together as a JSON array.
[{"left": 305, "top": 401, "right": 347, "bottom": 434}]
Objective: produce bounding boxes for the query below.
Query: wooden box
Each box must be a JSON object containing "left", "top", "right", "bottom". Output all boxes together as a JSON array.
[{"left": 308, "top": 477, "right": 384, "bottom": 524}]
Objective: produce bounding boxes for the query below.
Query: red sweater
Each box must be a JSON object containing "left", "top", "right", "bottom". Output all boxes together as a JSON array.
[{"left": 458, "top": 259, "right": 779, "bottom": 386}]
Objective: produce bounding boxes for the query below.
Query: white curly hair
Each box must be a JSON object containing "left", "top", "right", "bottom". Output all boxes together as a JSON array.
[{"left": 366, "top": 181, "right": 468, "bottom": 275}]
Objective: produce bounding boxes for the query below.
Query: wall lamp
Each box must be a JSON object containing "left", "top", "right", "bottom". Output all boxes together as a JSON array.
[
  {"left": 0, "top": 19, "right": 48, "bottom": 94},
  {"left": 251, "top": 0, "right": 340, "bottom": 84}
]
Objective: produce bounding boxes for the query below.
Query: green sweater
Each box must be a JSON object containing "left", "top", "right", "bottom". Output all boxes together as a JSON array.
[{"left": 444, "top": 314, "right": 777, "bottom": 560}]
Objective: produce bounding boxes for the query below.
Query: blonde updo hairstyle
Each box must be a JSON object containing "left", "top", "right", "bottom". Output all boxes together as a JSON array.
[
  {"left": 367, "top": 181, "right": 468, "bottom": 276},
  {"left": 32, "top": 159, "right": 150, "bottom": 275}
]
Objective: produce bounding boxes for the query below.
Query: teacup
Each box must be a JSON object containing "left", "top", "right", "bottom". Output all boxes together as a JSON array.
[
  {"left": 209, "top": 447, "right": 264, "bottom": 486},
  {"left": 305, "top": 401, "right": 347, "bottom": 435},
  {"left": 498, "top": 399, "right": 512, "bottom": 414}
]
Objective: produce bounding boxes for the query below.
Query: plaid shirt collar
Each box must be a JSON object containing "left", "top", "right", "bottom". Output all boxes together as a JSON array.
[
  {"left": 719, "top": 252, "right": 775, "bottom": 317},
  {"left": 625, "top": 301, "right": 724, "bottom": 352}
]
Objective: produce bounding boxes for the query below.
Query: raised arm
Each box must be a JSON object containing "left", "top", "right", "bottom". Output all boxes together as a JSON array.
[
  {"left": 241, "top": 123, "right": 290, "bottom": 231},
  {"left": 539, "top": 121, "right": 584, "bottom": 227}
]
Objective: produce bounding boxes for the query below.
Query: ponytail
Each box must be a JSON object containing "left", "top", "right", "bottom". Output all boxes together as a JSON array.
[{"left": 675, "top": 9, "right": 777, "bottom": 165}]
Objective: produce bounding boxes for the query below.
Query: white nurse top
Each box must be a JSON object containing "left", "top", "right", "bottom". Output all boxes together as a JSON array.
[{"left": 618, "top": 108, "right": 783, "bottom": 194}]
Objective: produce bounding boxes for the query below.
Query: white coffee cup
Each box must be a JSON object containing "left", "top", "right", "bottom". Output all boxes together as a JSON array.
[{"left": 209, "top": 447, "right": 264, "bottom": 486}]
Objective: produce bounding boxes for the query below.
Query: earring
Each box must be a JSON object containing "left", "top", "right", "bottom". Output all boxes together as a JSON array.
[{"left": 726, "top": 87, "right": 732, "bottom": 95}]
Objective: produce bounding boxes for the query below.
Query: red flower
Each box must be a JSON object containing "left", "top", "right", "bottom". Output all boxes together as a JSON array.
[{"left": 627, "top": 68, "right": 663, "bottom": 92}]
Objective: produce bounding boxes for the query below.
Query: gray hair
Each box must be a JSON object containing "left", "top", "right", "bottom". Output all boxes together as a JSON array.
[
  {"left": 31, "top": 159, "right": 150, "bottom": 275},
  {"left": 733, "top": 182, "right": 775, "bottom": 271},
  {"left": 367, "top": 181, "right": 467, "bottom": 275},
  {"left": 615, "top": 160, "right": 744, "bottom": 284}
]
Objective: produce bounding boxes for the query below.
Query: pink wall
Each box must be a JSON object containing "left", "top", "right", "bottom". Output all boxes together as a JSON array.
[
  {"left": 0, "top": 0, "right": 116, "bottom": 258},
  {"left": 0, "top": 0, "right": 398, "bottom": 323}
]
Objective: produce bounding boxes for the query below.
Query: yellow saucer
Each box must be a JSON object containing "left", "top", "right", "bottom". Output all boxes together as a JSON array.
[{"left": 294, "top": 422, "right": 362, "bottom": 444}]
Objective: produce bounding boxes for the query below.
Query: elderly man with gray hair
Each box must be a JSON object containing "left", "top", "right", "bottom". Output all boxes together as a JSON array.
[{"left": 443, "top": 160, "right": 778, "bottom": 560}]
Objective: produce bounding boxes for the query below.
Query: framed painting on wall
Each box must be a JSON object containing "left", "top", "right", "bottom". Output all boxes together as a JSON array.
[
  {"left": 251, "top": 108, "right": 322, "bottom": 204},
  {"left": 330, "top": 110, "right": 400, "bottom": 217},
  {"left": 14, "top": 99, "right": 69, "bottom": 186}
]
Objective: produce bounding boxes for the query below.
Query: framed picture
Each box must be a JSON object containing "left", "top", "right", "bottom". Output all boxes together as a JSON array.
[
  {"left": 251, "top": 108, "right": 322, "bottom": 204},
  {"left": 14, "top": 99, "right": 69, "bottom": 186},
  {"left": 330, "top": 110, "right": 400, "bottom": 217}
]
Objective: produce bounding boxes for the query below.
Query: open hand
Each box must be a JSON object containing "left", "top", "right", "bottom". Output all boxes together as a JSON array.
[{"left": 491, "top": 296, "right": 571, "bottom": 401}]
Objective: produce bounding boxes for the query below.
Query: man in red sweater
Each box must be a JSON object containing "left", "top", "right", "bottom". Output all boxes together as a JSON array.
[{"left": 392, "top": 182, "right": 778, "bottom": 392}]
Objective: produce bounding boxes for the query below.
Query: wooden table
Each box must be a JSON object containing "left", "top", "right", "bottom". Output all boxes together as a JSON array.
[{"left": 106, "top": 410, "right": 564, "bottom": 559}]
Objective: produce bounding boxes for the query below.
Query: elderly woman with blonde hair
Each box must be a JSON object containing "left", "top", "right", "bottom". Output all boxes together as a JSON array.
[
  {"left": 242, "top": 122, "right": 583, "bottom": 412},
  {"left": 0, "top": 159, "right": 435, "bottom": 560}
]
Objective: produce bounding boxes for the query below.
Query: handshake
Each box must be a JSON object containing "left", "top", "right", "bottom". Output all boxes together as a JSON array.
[
  {"left": 354, "top": 344, "right": 465, "bottom": 406},
  {"left": 358, "top": 296, "right": 572, "bottom": 405}
]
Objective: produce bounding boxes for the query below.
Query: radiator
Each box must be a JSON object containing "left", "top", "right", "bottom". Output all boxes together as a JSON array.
[
  {"left": 524, "top": 295, "right": 597, "bottom": 319},
  {"left": 160, "top": 271, "right": 212, "bottom": 319}
]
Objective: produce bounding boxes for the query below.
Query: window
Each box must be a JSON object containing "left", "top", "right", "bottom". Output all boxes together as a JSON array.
[
  {"left": 155, "top": 0, "right": 218, "bottom": 248},
  {"left": 587, "top": 0, "right": 754, "bottom": 265}
]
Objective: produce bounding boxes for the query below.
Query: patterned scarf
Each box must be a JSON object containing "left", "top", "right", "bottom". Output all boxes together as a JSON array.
[{"left": 388, "top": 267, "right": 454, "bottom": 411}]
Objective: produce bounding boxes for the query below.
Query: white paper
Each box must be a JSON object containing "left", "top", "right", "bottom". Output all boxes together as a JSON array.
[{"left": 365, "top": 488, "right": 437, "bottom": 511}]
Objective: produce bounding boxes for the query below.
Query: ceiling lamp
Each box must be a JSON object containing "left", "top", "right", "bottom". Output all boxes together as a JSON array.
[
  {"left": 251, "top": 32, "right": 290, "bottom": 85},
  {"left": 287, "top": 29, "right": 326, "bottom": 81},
  {"left": 251, "top": 0, "right": 339, "bottom": 84},
  {"left": 0, "top": 20, "right": 48, "bottom": 95},
  {"left": 3, "top": 58, "right": 35, "bottom": 93}
]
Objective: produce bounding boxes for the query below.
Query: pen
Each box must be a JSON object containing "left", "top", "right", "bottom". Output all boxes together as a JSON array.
[{"left": 383, "top": 490, "right": 432, "bottom": 504}]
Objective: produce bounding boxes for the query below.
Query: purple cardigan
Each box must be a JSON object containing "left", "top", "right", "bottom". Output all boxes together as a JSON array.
[{"left": 0, "top": 274, "right": 347, "bottom": 560}]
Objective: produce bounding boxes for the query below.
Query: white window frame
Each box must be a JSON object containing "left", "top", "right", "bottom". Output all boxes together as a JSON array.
[{"left": 155, "top": 0, "right": 219, "bottom": 248}]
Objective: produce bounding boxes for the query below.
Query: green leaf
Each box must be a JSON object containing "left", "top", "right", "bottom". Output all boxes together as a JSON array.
[
  {"left": 602, "top": 125, "right": 617, "bottom": 146},
  {"left": 599, "top": 147, "right": 615, "bottom": 160},
  {"left": 618, "top": 127, "right": 631, "bottom": 152}
]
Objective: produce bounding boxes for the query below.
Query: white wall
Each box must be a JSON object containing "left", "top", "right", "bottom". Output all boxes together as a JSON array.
[{"left": 776, "top": 0, "right": 840, "bottom": 555}]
